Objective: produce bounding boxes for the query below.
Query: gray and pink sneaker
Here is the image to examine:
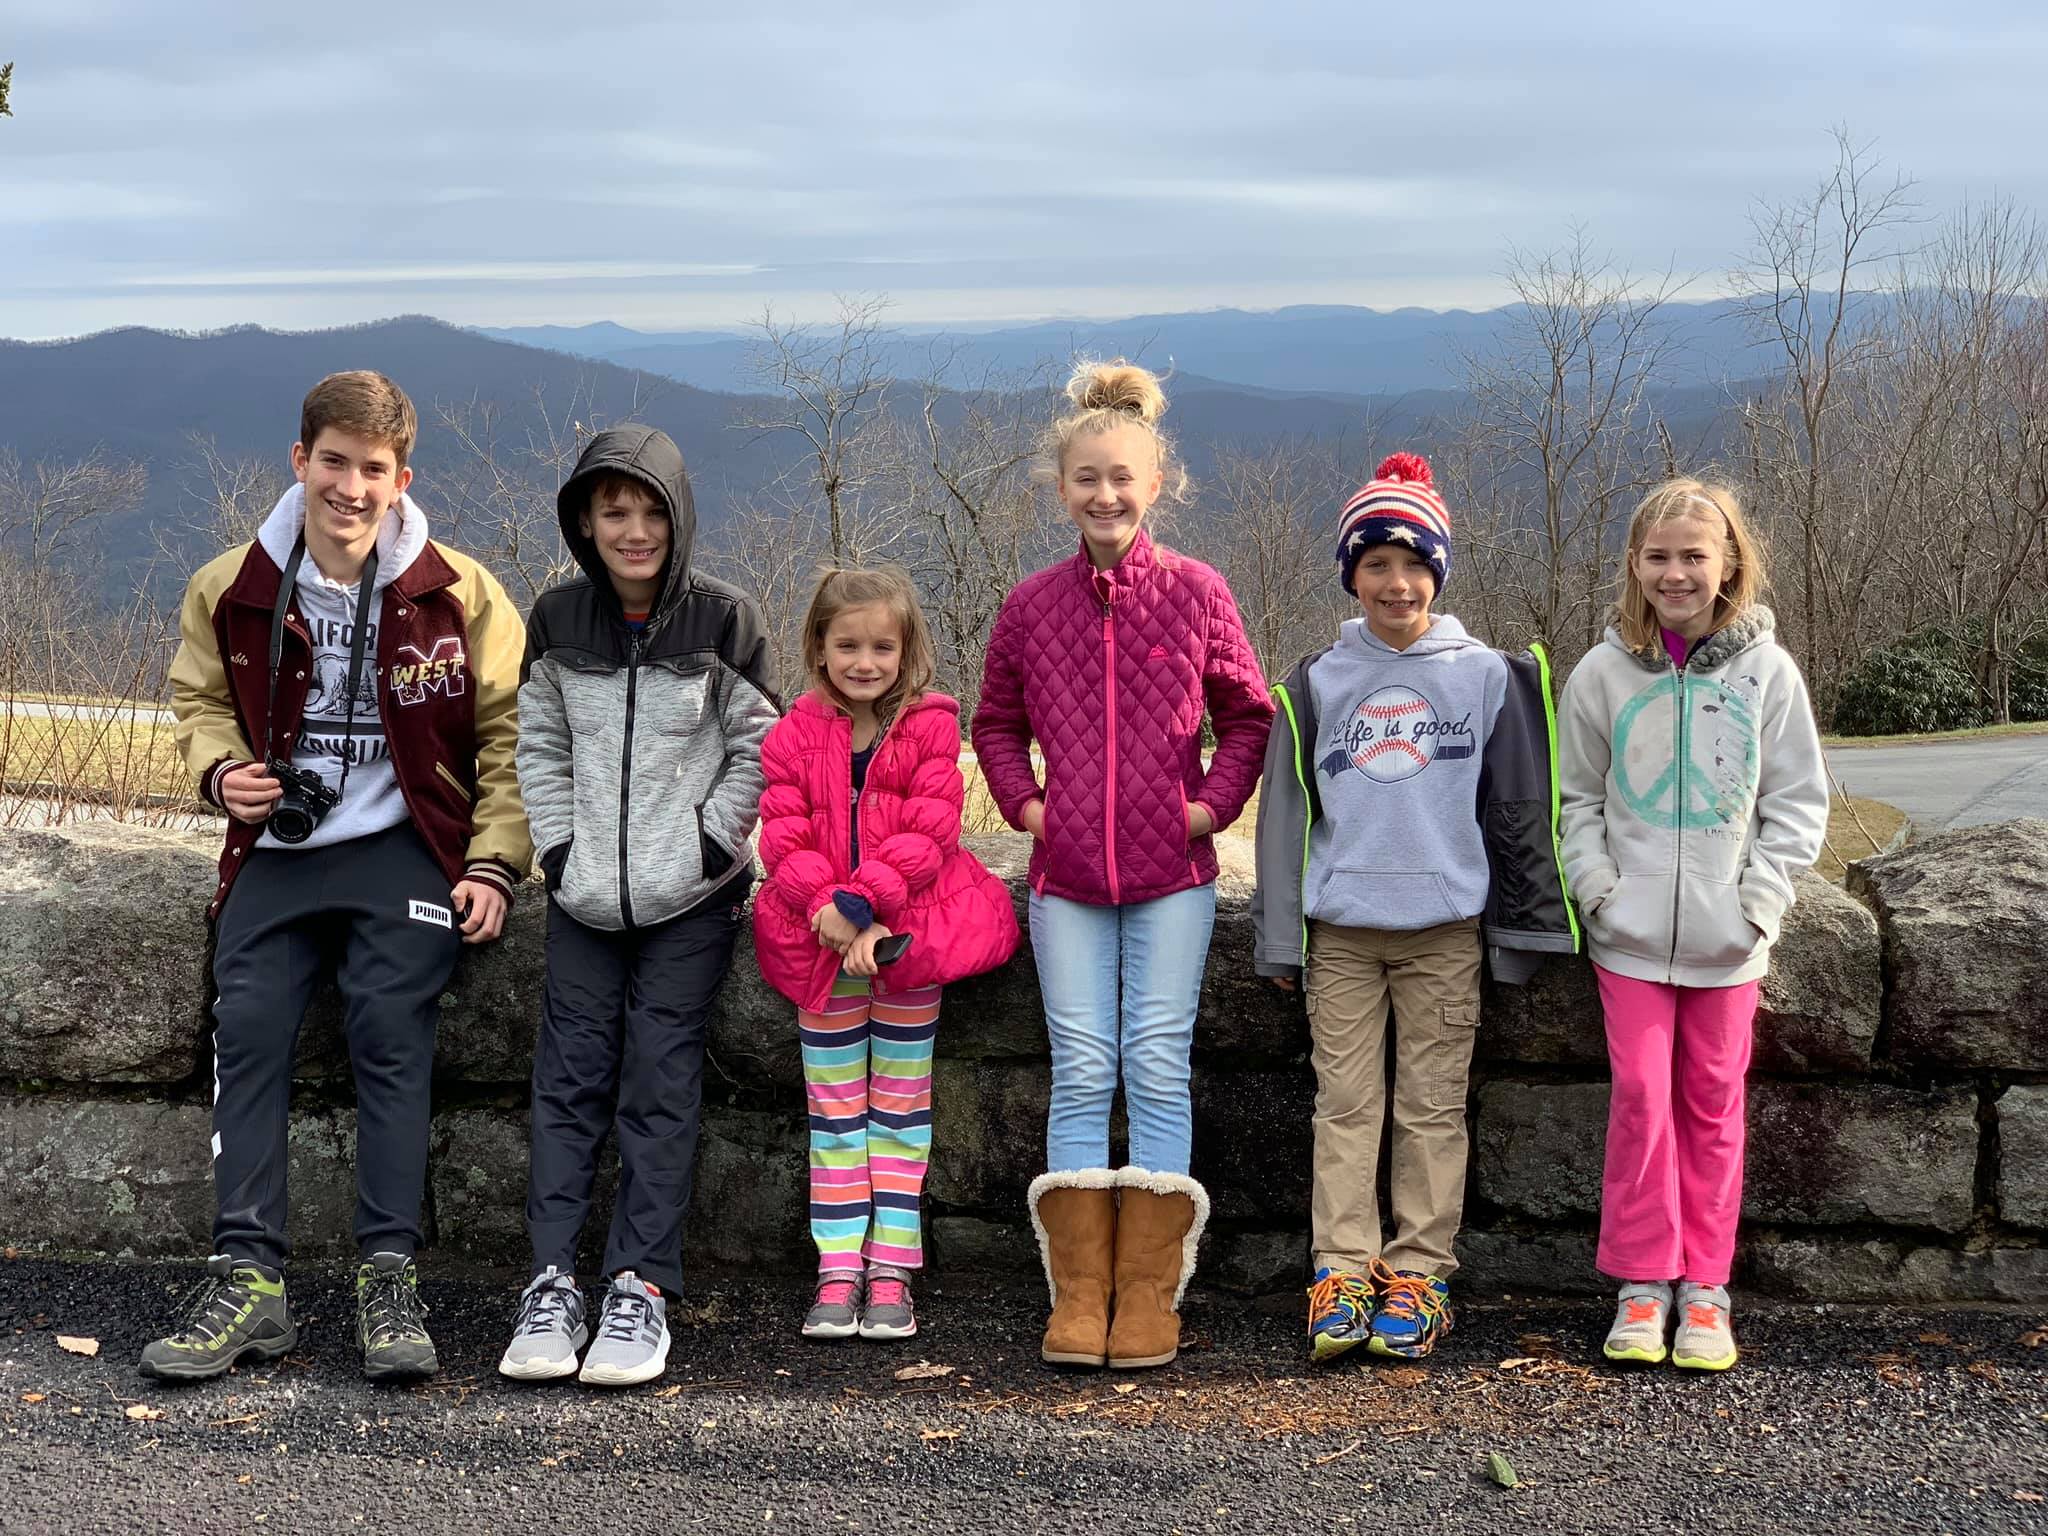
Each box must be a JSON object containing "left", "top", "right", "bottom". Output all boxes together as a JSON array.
[
  {"left": 802, "top": 1272, "right": 864, "bottom": 1340},
  {"left": 859, "top": 1266, "right": 918, "bottom": 1341}
]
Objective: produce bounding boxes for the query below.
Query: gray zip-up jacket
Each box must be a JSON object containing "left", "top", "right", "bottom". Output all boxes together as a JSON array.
[
  {"left": 1558, "top": 606, "right": 1827, "bottom": 987},
  {"left": 517, "top": 426, "right": 780, "bottom": 931},
  {"left": 1252, "top": 618, "right": 1579, "bottom": 985}
]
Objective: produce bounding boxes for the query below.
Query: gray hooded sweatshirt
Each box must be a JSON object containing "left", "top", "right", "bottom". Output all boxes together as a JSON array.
[{"left": 1299, "top": 613, "right": 1509, "bottom": 932}]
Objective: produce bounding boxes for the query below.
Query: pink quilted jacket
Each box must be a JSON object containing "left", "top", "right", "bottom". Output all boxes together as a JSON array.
[
  {"left": 972, "top": 531, "right": 1274, "bottom": 906},
  {"left": 755, "top": 690, "right": 1020, "bottom": 1012}
]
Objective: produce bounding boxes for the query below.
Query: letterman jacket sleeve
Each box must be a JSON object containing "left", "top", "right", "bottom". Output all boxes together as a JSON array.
[
  {"left": 168, "top": 546, "right": 257, "bottom": 808},
  {"left": 459, "top": 563, "right": 534, "bottom": 894}
]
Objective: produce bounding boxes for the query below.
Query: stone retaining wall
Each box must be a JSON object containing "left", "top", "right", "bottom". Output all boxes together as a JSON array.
[{"left": 3, "top": 819, "right": 2045, "bottom": 1301}]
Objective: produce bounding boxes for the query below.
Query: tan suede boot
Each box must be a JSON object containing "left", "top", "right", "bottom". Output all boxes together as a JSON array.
[
  {"left": 1028, "top": 1173, "right": 1118, "bottom": 1366},
  {"left": 1106, "top": 1169, "right": 1209, "bottom": 1370}
]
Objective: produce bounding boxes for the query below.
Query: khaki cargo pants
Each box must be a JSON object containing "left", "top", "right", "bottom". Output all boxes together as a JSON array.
[{"left": 1304, "top": 916, "right": 1482, "bottom": 1279}]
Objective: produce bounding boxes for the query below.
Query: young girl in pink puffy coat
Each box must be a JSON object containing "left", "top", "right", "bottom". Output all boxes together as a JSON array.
[
  {"left": 973, "top": 361, "right": 1274, "bottom": 1371},
  {"left": 755, "top": 566, "right": 1018, "bottom": 1344}
]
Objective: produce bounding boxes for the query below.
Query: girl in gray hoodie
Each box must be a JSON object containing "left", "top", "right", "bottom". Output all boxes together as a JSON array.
[{"left": 1558, "top": 478, "right": 1828, "bottom": 1373}]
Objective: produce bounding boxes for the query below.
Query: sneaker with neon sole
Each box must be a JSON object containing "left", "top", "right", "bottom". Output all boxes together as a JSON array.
[
  {"left": 1366, "top": 1264, "right": 1453, "bottom": 1359},
  {"left": 139, "top": 1255, "right": 297, "bottom": 1381},
  {"left": 1602, "top": 1281, "right": 1673, "bottom": 1364},
  {"left": 1306, "top": 1267, "right": 1374, "bottom": 1363},
  {"left": 1671, "top": 1282, "right": 1738, "bottom": 1371}
]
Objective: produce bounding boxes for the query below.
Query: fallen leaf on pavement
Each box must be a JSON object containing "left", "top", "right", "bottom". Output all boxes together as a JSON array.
[
  {"left": 1383, "top": 1367, "right": 1428, "bottom": 1388},
  {"left": 1968, "top": 1360, "right": 2003, "bottom": 1384},
  {"left": 236, "top": 1476, "right": 252, "bottom": 1486},
  {"left": 55, "top": 1336, "right": 100, "bottom": 1357},
  {"left": 2014, "top": 1491, "right": 2043, "bottom": 1504},
  {"left": 919, "top": 1427, "right": 961, "bottom": 1441},
  {"left": 1113, "top": 1383, "right": 1139, "bottom": 1395},
  {"left": 1486, "top": 1451, "right": 1520, "bottom": 1489},
  {"left": 125, "top": 1404, "right": 163, "bottom": 1421},
  {"left": 20, "top": 1392, "right": 46, "bottom": 1404},
  {"left": 1917, "top": 1332, "right": 1953, "bottom": 1346},
  {"left": 893, "top": 1361, "right": 954, "bottom": 1381},
  {"left": 651, "top": 1385, "right": 682, "bottom": 1399},
  {"left": 2018, "top": 1326, "right": 2047, "bottom": 1349},
  {"left": 1497, "top": 1357, "right": 1538, "bottom": 1370}
]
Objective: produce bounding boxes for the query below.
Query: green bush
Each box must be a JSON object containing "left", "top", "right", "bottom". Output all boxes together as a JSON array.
[{"left": 1832, "top": 640, "right": 1989, "bottom": 736}]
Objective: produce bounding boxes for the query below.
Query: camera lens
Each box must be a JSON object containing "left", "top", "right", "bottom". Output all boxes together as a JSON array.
[{"left": 268, "top": 803, "right": 314, "bottom": 844}]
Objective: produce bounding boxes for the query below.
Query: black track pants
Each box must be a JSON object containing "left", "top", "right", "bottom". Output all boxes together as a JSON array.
[
  {"left": 209, "top": 824, "right": 462, "bottom": 1269},
  {"left": 525, "top": 898, "right": 739, "bottom": 1295}
]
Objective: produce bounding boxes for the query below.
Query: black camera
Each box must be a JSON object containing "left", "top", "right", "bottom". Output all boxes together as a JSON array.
[{"left": 265, "top": 756, "right": 341, "bottom": 844}]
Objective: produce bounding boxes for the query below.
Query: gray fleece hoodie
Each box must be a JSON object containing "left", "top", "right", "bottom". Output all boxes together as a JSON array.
[{"left": 1301, "top": 613, "right": 1508, "bottom": 932}]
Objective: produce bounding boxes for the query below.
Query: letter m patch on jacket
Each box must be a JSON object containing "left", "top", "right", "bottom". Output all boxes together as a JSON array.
[{"left": 390, "top": 638, "right": 468, "bottom": 706}]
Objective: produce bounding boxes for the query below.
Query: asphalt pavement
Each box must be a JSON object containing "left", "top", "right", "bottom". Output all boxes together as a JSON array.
[
  {"left": 3, "top": 1257, "right": 2044, "bottom": 1534},
  {"left": 1827, "top": 734, "right": 2048, "bottom": 831}
]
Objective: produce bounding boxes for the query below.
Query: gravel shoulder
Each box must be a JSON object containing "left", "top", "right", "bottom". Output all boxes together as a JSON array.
[{"left": 3, "top": 1257, "right": 2046, "bottom": 1535}]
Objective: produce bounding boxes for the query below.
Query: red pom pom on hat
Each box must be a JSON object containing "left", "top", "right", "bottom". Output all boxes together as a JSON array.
[{"left": 1373, "top": 451, "right": 1433, "bottom": 486}]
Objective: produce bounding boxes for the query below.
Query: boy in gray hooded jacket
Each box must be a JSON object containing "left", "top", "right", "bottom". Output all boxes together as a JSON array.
[
  {"left": 1252, "top": 453, "right": 1576, "bottom": 1365},
  {"left": 502, "top": 425, "right": 778, "bottom": 1388}
]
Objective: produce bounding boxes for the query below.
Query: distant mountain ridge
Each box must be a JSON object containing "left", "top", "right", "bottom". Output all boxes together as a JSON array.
[{"left": 480, "top": 297, "right": 1801, "bottom": 398}]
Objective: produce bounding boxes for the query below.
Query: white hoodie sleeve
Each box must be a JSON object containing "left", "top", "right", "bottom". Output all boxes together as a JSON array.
[
  {"left": 1556, "top": 655, "right": 1621, "bottom": 915},
  {"left": 1738, "top": 650, "right": 1830, "bottom": 942}
]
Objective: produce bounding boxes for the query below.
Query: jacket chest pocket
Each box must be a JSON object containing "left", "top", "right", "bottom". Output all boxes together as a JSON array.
[{"left": 649, "top": 666, "right": 713, "bottom": 736}]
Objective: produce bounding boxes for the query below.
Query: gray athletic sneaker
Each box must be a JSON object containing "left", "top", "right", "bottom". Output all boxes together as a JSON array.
[
  {"left": 578, "top": 1272, "right": 669, "bottom": 1387},
  {"left": 1602, "top": 1281, "right": 1673, "bottom": 1364},
  {"left": 1671, "top": 1282, "right": 1738, "bottom": 1372},
  {"left": 858, "top": 1266, "right": 918, "bottom": 1341},
  {"left": 802, "top": 1271, "right": 864, "bottom": 1340},
  {"left": 498, "top": 1266, "right": 588, "bottom": 1381}
]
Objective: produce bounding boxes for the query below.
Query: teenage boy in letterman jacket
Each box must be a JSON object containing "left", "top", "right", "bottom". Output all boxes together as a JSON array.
[{"left": 147, "top": 371, "right": 531, "bottom": 1383}]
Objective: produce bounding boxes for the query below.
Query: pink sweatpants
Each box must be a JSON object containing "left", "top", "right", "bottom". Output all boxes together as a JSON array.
[{"left": 1593, "top": 965, "right": 1760, "bottom": 1286}]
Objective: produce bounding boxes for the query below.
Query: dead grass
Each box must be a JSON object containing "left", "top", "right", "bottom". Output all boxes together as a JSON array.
[
  {"left": 0, "top": 704, "right": 193, "bottom": 821},
  {"left": 1826, "top": 720, "right": 2048, "bottom": 748},
  {"left": 1816, "top": 794, "right": 1908, "bottom": 881}
]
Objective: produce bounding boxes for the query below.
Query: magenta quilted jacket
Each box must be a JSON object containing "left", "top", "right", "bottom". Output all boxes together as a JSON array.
[{"left": 972, "top": 531, "right": 1274, "bottom": 906}]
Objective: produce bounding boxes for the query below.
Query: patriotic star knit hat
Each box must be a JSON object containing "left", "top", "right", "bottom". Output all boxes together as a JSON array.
[{"left": 1335, "top": 452, "right": 1452, "bottom": 595}]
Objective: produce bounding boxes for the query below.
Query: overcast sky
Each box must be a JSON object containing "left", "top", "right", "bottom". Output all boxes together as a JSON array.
[{"left": 6, "top": 2, "right": 2047, "bottom": 339}]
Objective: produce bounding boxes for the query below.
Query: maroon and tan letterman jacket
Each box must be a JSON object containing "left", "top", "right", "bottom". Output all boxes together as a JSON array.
[{"left": 169, "top": 530, "right": 532, "bottom": 919}]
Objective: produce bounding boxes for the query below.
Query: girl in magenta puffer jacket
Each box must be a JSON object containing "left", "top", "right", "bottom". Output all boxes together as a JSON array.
[
  {"left": 972, "top": 361, "right": 1274, "bottom": 1371},
  {"left": 756, "top": 567, "right": 1018, "bottom": 1344}
]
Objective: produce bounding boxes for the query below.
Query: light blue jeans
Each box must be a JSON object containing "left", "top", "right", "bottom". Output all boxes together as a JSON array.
[{"left": 1028, "top": 884, "right": 1218, "bottom": 1175}]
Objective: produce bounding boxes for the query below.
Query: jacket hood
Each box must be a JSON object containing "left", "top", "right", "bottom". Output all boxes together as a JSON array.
[
  {"left": 557, "top": 425, "right": 698, "bottom": 626},
  {"left": 256, "top": 483, "right": 428, "bottom": 591},
  {"left": 1339, "top": 611, "right": 1486, "bottom": 658},
  {"left": 1605, "top": 604, "right": 1777, "bottom": 673}
]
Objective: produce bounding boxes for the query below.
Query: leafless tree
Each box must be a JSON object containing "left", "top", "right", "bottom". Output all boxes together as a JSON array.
[{"left": 1731, "top": 128, "right": 1919, "bottom": 706}]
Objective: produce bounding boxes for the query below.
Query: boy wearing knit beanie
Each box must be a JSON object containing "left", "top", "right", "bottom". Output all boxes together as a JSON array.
[{"left": 1251, "top": 453, "right": 1575, "bottom": 1365}]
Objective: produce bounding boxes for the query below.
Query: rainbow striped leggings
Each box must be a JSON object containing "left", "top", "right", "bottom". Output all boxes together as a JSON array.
[{"left": 798, "top": 984, "right": 941, "bottom": 1273}]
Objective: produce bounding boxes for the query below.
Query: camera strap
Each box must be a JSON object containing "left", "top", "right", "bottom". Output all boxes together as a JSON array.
[{"left": 265, "top": 533, "right": 381, "bottom": 803}]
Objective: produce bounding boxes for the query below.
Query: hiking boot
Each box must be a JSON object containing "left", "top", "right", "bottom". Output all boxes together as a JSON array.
[
  {"left": 497, "top": 1266, "right": 588, "bottom": 1381},
  {"left": 1603, "top": 1281, "right": 1674, "bottom": 1365},
  {"left": 1671, "top": 1282, "right": 1738, "bottom": 1372},
  {"left": 139, "top": 1255, "right": 296, "bottom": 1382},
  {"left": 356, "top": 1252, "right": 438, "bottom": 1381},
  {"left": 802, "top": 1271, "right": 864, "bottom": 1341},
  {"left": 1366, "top": 1264, "right": 1453, "bottom": 1359},
  {"left": 1306, "top": 1266, "right": 1374, "bottom": 1363},
  {"left": 858, "top": 1266, "right": 918, "bottom": 1341},
  {"left": 579, "top": 1272, "right": 669, "bottom": 1387}
]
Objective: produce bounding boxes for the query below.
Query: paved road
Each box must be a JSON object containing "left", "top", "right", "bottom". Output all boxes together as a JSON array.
[
  {"left": 1826, "top": 735, "right": 2048, "bottom": 831},
  {"left": 3, "top": 1258, "right": 2044, "bottom": 1534}
]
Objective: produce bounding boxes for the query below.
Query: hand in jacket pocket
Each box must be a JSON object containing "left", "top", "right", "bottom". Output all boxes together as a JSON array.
[{"left": 539, "top": 840, "right": 572, "bottom": 893}]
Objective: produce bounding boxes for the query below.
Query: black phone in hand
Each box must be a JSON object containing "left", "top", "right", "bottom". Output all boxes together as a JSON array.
[{"left": 872, "top": 932, "right": 913, "bottom": 965}]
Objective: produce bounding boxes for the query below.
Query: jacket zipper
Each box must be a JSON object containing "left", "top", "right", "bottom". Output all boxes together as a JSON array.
[
  {"left": 1100, "top": 595, "right": 1121, "bottom": 904},
  {"left": 1667, "top": 654, "right": 1686, "bottom": 970},
  {"left": 618, "top": 632, "right": 643, "bottom": 928}
]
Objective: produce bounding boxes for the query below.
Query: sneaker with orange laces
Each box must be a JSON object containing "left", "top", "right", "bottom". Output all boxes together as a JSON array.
[
  {"left": 1671, "top": 1282, "right": 1738, "bottom": 1371},
  {"left": 1602, "top": 1281, "right": 1673, "bottom": 1364},
  {"left": 802, "top": 1271, "right": 864, "bottom": 1340},
  {"left": 1306, "top": 1267, "right": 1375, "bottom": 1363},
  {"left": 1366, "top": 1262, "right": 1452, "bottom": 1359}
]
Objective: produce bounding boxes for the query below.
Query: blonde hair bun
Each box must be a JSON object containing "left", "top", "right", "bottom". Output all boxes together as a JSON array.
[{"left": 1066, "top": 360, "right": 1168, "bottom": 425}]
